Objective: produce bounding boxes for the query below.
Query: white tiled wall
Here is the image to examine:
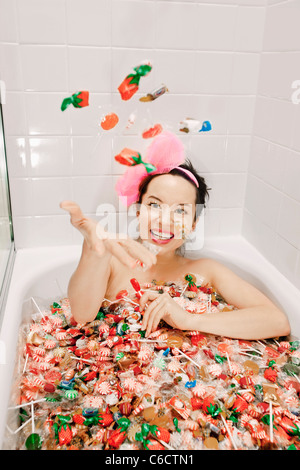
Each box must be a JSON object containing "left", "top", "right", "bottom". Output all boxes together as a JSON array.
[
  {"left": 242, "top": 0, "right": 300, "bottom": 290},
  {"left": 2, "top": 0, "right": 298, "bottom": 290}
]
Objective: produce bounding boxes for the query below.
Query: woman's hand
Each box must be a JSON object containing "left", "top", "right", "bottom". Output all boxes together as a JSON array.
[
  {"left": 60, "top": 200, "right": 157, "bottom": 270},
  {"left": 139, "top": 291, "right": 194, "bottom": 336}
]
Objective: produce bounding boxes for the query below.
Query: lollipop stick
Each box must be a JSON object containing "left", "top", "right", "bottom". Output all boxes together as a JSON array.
[
  {"left": 6, "top": 417, "right": 33, "bottom": 435},
  {"left": 55, "top": 278, "right": 65, "bottom": 297},
  {"left": 31, "top": 402, "right": 35, "bottom": 434},
  {"left": 292, "top": 372, "right": 300, "bottom": 383},
  {"left": 8, "top": 398, "right": 46, "bottom": 410},
  {"left": 134, "top": 339, "right": 167, "bottom": 343},
  {"left": 155, "top": 438, "right": 174, "bottom": 450},
  {"left": 23, "top": 353, "right": 29, "bottom": 374},
  {"left": 70, "top": 354, "right": 95, "bottom": 365},
  {"left": 269, "top": 401, "right": 273, "bottom": 443},
  {"left": 180, "top": 283, "right": 189, "bottom": 297},
  {"left": 220, "top": 415, "right": 238, "bottom": 450},
  {"left": 174, "top": 348, "right": 201, "bottom": 369},
  {"left": 226, "top": 352, "right": 232, "bottom": 374},
  {"left": 31, "top": 297, "right": 45, "bottom": 318}
]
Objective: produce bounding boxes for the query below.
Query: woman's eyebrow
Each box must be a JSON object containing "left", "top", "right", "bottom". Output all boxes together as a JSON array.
[{"left": 148, "top": 195, "right": 163, "bottom": 202}]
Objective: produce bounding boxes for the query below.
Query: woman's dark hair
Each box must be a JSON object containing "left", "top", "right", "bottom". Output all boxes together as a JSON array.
[{"left": 137, "top": 158, "right": 211, "bottom": 221}]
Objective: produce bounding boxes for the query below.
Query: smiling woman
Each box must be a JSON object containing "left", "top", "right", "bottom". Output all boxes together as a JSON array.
[{"left": 62, "top": 131, "right": 290, "bottom": 340}]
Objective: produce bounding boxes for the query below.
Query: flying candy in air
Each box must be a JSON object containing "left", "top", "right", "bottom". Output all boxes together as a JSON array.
[
  {"left": 61, "top": 91, "right": 89, "bottom": 111},
  {"left": 142, "top": 123, "right": 163, "bottom": 139},
  {"left": 114, "top": 148, "right": 156, "bottom": 174},
  {"left": 179, "top": 118, "right": 212, "bottom": 134},
  {"left": 118, "top": 62, "right": 152, "bottom": 101},
  {"left": 139, "top": 85, "right": 168, "bottom": 102},
  {"left": 100, "top": 112, "right": 119, "bottom": 131},
  {"left": 125, "top": 112, "right": 137, "bottom": 129}
]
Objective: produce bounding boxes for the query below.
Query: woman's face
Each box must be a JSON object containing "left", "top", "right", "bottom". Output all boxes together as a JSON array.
[{"left": 138, "top": 174, "right": 197, "bottom": 254}]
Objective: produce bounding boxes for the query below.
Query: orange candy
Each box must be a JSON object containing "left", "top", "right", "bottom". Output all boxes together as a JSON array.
[
  {"left": 100, "top": 112, "right": 119, "bottom": 130},
  {"left": 142, "top": 123, "right": 163, "bottom": 139}
]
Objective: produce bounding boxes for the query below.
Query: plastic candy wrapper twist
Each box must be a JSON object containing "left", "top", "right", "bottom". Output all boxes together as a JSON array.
[
  {"left": 61, "top": 91, "right": 89, "bottom": 111},
  {"left": 3, "top": 277, "right": 300, "bottom": 450},
  {"left": 139, "top": 85, "right": 168, "bottom": 103},
  {"left": 179, "top": 118, "right": 212, "bottom": 134},
  {"left": 118, "top": 62, "right": 152, "bottom": 101}
]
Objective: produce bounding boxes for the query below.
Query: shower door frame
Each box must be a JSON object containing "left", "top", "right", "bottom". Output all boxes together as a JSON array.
[{"left": 0, "top": 102, "right": 16, "bottom": 330}]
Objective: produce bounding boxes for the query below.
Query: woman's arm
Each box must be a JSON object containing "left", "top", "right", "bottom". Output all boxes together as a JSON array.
[
  {"left": 191, "top": 259, "right": 291, "bottom": 340},
  {"left": 68, "top": 240, "right": 112, "bottom": 324},
  {"left": 61, "top": 200, "right": 157, "bottom": 324}
]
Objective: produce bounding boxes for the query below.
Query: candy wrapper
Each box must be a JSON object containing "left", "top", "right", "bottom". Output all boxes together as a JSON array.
[
  {"left": 179, "top": 118, "right": 212, "bottom": 134},
  {"left": 61, "top": 91, "right": 89, "bottom": 111},
  {"left": 142, "top": 124, "right": 163, "bottom": 139},
  {"left": 3, "top": 278, "right": 300, "bottom": 450},
  {"left": 139, "top": 85, "right": 168, "bottom": 102},
  {"left": 100, "top": 112, "right": 119, "bottom": 131},
  {"left": 118, "top": 62, "right": 152, "bottom": 101}
]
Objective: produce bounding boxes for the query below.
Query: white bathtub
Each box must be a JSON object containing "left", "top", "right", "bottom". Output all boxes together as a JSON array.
[{"left": 0, "top": 235, "right": 300, "bottom": 448}]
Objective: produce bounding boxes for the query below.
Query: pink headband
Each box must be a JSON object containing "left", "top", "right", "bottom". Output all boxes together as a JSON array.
[
  {"left": 115, "top": 131, "right": 198, "bottom": 207},
  {"left": 173, "top": 166, "right": 199, "bottom": 188}
]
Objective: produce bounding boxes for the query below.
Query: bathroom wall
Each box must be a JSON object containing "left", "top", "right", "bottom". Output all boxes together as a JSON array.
[
  {"left": 242, "top": 0, "right": 300, "bottom": 290},
  {"left": 0, "top": 0, "right": 266, "bottom": 250}
]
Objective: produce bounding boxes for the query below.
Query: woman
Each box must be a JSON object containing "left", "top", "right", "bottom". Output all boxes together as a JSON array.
[{"left": 61, "top": 132, "right": 290, "bottom": 340}]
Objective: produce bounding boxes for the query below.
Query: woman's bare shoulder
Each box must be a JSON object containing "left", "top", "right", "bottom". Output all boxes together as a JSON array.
[{"left": 184, "top": 257, "right": 219, "bottom": 285}]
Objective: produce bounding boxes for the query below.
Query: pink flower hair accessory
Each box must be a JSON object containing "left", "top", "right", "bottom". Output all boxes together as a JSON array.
[{"left": 115, "top": 131, "right": 197, "bottom": 207}]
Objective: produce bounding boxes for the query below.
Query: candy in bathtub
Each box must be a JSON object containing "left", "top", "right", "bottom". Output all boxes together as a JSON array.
[
  {"left": 118, "top": 61, "right": 152, "bottom": 101},
  {"left": 100, "top": 112, "right": 119, "bottom": 131},
  {"left": 142, "top": 123, "right": 163, "bottom": 139},
  {"left": 130, "top": 278, "right": 143, "bottom": 298},
  {"left": 61, "top": 91, "right": 89, "bottom": 111},
  {"left": 139, "top": 84, "right": 169, "bottom": 102}
]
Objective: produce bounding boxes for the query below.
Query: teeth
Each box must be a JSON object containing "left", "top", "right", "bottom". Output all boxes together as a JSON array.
[{"left": 151, "top": 230, "right": 173, "bottom": 240}]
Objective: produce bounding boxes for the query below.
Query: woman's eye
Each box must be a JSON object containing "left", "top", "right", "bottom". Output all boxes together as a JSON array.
[
  {"left": 149, "top": 202, "right": 160, "bottom": 209},
  {"left": 174, "top": 207, "right": 187, "bottom": 215}
]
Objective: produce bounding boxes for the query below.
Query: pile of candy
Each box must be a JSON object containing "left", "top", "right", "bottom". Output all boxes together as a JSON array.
[{"left": 5, "top": 276, "right": 300, "bottom": 450}]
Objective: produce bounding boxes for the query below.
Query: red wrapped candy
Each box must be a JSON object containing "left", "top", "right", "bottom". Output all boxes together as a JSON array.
[
  {"left": 107, "top": 428, "right": 127, "bottom": 449},
  {"left": 118, "top": 62, "right": 152, "bottom": 101},
  {"left": 100, "top": 112, "right": 119, "bottom": 131},
  {"left": 61, "top": 91, "right": 89, "bottom": 111},
  {"left": 142, "top": 123, "right": 163, "bottom": 139}
]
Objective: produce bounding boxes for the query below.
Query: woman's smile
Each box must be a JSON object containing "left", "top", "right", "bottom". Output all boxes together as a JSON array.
[{"left": 150, "top": 228, "right": 175, "bottom": 244}]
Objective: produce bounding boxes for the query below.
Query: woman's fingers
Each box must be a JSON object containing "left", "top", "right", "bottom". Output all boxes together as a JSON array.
[
  {"left": 143, "top": 301, "right": 165, "bottom": 336},
  {"left": 60, "top": 200, "right": 86, "bottom": 227},
  {"left": 61, "top": 200, "right": 107, "bottom": 255},
  {"left": 60, "top": 200, "right": 93, "bottom": 238},
  {"left": 118, "top": 237, "right": 157, "bottom": 268},
  {"left": 141, "top": 292, "right": 165, "bottom": 334},
  {"left": 139, "top": 291, "right": 160, "bottom": 312},
  {"left": 61, "top": 200, "right": 157, "bottom": 268},
  {"left": 104, "top": 238, "right": 138, "bottom": 269}
]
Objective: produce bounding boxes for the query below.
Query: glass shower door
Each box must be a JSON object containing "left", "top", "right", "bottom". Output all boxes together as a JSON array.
[{"left": 0, "top": 101, "right": 15, "bottom": 327}]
